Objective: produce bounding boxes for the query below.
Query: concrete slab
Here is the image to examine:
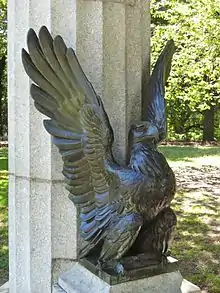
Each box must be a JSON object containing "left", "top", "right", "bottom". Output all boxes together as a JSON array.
[
  {"left": 181, "top": 279, "right": 201, "bottom": 293},
  {"left": 53, "top": 284, "right": 66, "bottom": 293},
  {"left": 0, "top": 282, "right": 9, "bottom": 293},
  {"left": 58, "top": 262, "right": 183, "bottom": 293}
]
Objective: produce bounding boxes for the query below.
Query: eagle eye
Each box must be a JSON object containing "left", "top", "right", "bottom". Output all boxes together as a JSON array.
[{"left": 137, "top": 124, "right": 147, "bottom": 132}]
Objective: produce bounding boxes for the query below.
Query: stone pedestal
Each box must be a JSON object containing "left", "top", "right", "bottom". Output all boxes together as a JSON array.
[
  {"left": 0, "top": 282, "right": 9, "bottom": 293},
  {"left": 8, "top": 0, "right": 150, "bottom": 292},
  {"left": 8, "top": 1, "right": 77, "bottom": 293},
  {"left": 181, "top": 280, "right": 201, "bottom": 293},
  {"left": 57, "top": 263, "right": 183, "bottom": 293},
  {"left": 0, "top": 277, "right": 202, "bottom": 293},
  {"left": 76, "top": 0, "right": 151, "bottom": 163},
  {"left": 54, "top": 257, "right": 202, "bottom": 293}
]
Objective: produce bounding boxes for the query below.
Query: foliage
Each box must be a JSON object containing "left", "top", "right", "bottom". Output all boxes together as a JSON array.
[
  {"left": 0, "top": 0, "right": 7, "bottom": 57},
  {"left": 151, "top": 0, "right": 220, "bottom": 141}
]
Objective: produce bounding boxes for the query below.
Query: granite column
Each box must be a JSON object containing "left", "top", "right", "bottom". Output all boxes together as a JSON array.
[{"left": 8, "top": 0, "right": 150, "bottom": 292}]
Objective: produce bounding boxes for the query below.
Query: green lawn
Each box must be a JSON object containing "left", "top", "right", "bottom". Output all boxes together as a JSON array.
[
  {"left": 0, "top": 147, "right": 8, "bottom": 286},
  {"left": 159, "top": 145, "right": 220, "bottom": 166},
  {"left": 160, "top": 145, "right": 220, "bottom": 293},
  {"left": 0, "top": 146, "right": 219, "bottom": 291}
]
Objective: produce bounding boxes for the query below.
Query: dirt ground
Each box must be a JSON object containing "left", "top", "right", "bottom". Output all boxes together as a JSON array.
[
  {"left": 174, "top": 164, "right": 220, "bottom": 195},
  {"left": 171, "top": 164, "right": 220, "bottom": 293}
]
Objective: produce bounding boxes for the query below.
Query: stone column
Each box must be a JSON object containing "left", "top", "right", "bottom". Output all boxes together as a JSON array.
[
  {"left": 8, "top": 0, "right": 150, "bottom": 293},
  {"left": 77, "top": 0, "right": 151, "bottom": 164},
  {"left": 8, "top": 1, "right": 77, "bottom": 293}
]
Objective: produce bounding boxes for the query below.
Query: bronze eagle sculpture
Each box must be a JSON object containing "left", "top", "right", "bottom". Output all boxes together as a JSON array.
[{"left": 22, "top": 26, "right": 176, "bottom": 274}]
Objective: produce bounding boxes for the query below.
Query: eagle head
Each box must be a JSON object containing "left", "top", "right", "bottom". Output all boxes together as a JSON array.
[{"left": 130, "top": 121, "right": 159, "bottom": 144}]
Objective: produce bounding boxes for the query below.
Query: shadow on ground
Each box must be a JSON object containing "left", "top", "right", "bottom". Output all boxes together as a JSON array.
[
  {"left": 171, "top": 183, "right": 220, "bottom": 293},
  {"left": 159, "top": 146, "right": 220, "bottom": 162}
]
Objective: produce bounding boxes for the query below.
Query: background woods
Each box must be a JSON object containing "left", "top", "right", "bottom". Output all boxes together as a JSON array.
[
  {"left": 0, "top": 0, "right": 219, "bottom": 141},
  {"left": 151, "top": 0, "right": 220, "bottom": 141}
]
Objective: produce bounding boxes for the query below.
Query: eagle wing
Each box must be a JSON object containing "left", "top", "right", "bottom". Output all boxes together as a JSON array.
[
  {"left": 22, "top": 26, "right": 123, "bottom": 248},
  {"left": 142, "top": 40, "right": 175, "bottom": 141}
]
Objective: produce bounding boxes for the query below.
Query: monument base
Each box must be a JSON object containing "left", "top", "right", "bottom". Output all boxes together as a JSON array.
[
  {"left": 57, "top": 262, "right": 183, "bottom": 293},
  {"left": 0, "top": 282, "right": 9, "bottom": 293}
]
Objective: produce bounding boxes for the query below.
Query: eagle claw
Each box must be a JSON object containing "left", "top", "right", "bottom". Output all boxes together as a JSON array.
[{"left": 115, "top": 262, "right": 125, "bottom": 275}]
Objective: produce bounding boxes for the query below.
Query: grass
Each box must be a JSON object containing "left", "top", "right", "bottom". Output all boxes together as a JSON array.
[
  {"left": 0, "top": 147, "right": 8, "bottom": 286},
  {"left": 159, "top": 145, "right": 220, "bottom": 293},
  {"left": 171, "top": 191, "right": 220, "bottom": 293},
  {"left": 159, "top": 145, "right": 220, "bottom": 166},
  {"left": 0, "top": 145, "right": 219, "bottom": 291}
]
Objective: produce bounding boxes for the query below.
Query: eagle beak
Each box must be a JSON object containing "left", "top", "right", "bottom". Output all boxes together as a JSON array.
[{"left": 146, "top": 125, "right": 159, "bottom": 141}]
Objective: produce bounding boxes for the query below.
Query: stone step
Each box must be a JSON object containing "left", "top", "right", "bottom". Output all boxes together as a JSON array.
[
  {"left": 0, "top": 282, "right": 9, "bottom": 293},
  {"left": 53, "top": 284, "right": 67, "bottom": 293},
  {"left": 181, "top": 279, "right": 201, "bottom": 293},
  {"left": 1, "top": 278, "right": 202, "bottom": 293}
]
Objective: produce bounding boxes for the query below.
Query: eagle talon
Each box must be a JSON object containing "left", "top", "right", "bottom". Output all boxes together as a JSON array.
[
  {"left": 115, "top": 263, "right": 125, "bottom": 275},
  {"left": 96, "top": 260, "right": 103, "bottom": 271},
  {"left": 163, "top": 250, "right": 171, "bottom": 257},
  {"left": 161, "top": 254, "right": 168, "bottom": 267}
]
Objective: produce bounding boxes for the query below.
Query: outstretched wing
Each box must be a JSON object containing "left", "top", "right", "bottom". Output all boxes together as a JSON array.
[
  {"left": 21, "top": 26, "right": 119, "bottom": 248},
  {"left": 142, "top": 40, "right": 175, "bottom": 141}
]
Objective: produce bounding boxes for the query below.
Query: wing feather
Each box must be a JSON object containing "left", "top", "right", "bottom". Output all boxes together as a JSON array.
[
  {"left": 142, "top": 40, "right": 175, "bottom": 141},
  {"left": 22, "top": 26, "right": 118, "bottom": 249},
  {"left": 27, "top": 29, "right": 69, "bottom": 101}
]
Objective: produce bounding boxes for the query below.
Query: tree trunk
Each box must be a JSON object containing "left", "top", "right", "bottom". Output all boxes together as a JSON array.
[{"left": 203, "top": 106, "right": 215, "bottom": 141}]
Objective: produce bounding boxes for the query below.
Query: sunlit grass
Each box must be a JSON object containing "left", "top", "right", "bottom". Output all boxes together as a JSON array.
[
  {"left": 171, "top": 190, "right": 220, "bottom": 293},
  {"left": 159, "top": 145, "right": 220, "bottom": 167},
  {"left": 159, "top": 146, "right": 220, "bottom": 293},
  {"left": 0, "top": 147, "right": 8, "bottom": 286}
]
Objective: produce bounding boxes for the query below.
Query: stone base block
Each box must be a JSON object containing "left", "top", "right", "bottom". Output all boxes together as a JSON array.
[
  {"left": 58, "top": 262, "right": 183, "bottom": 293},
  {"left": 0, "top": 282, "right": 9, "bottom": 293},
  {"left": 53, "top": 284, "right": 66, "bottom": 293},
  {"left": 181, "top": 279, "right": 201, "bottom": 293}
]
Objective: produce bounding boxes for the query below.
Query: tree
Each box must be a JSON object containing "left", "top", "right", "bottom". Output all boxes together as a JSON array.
[{"left": 151, "top": 0, "right": 220, "bottom": 141}]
